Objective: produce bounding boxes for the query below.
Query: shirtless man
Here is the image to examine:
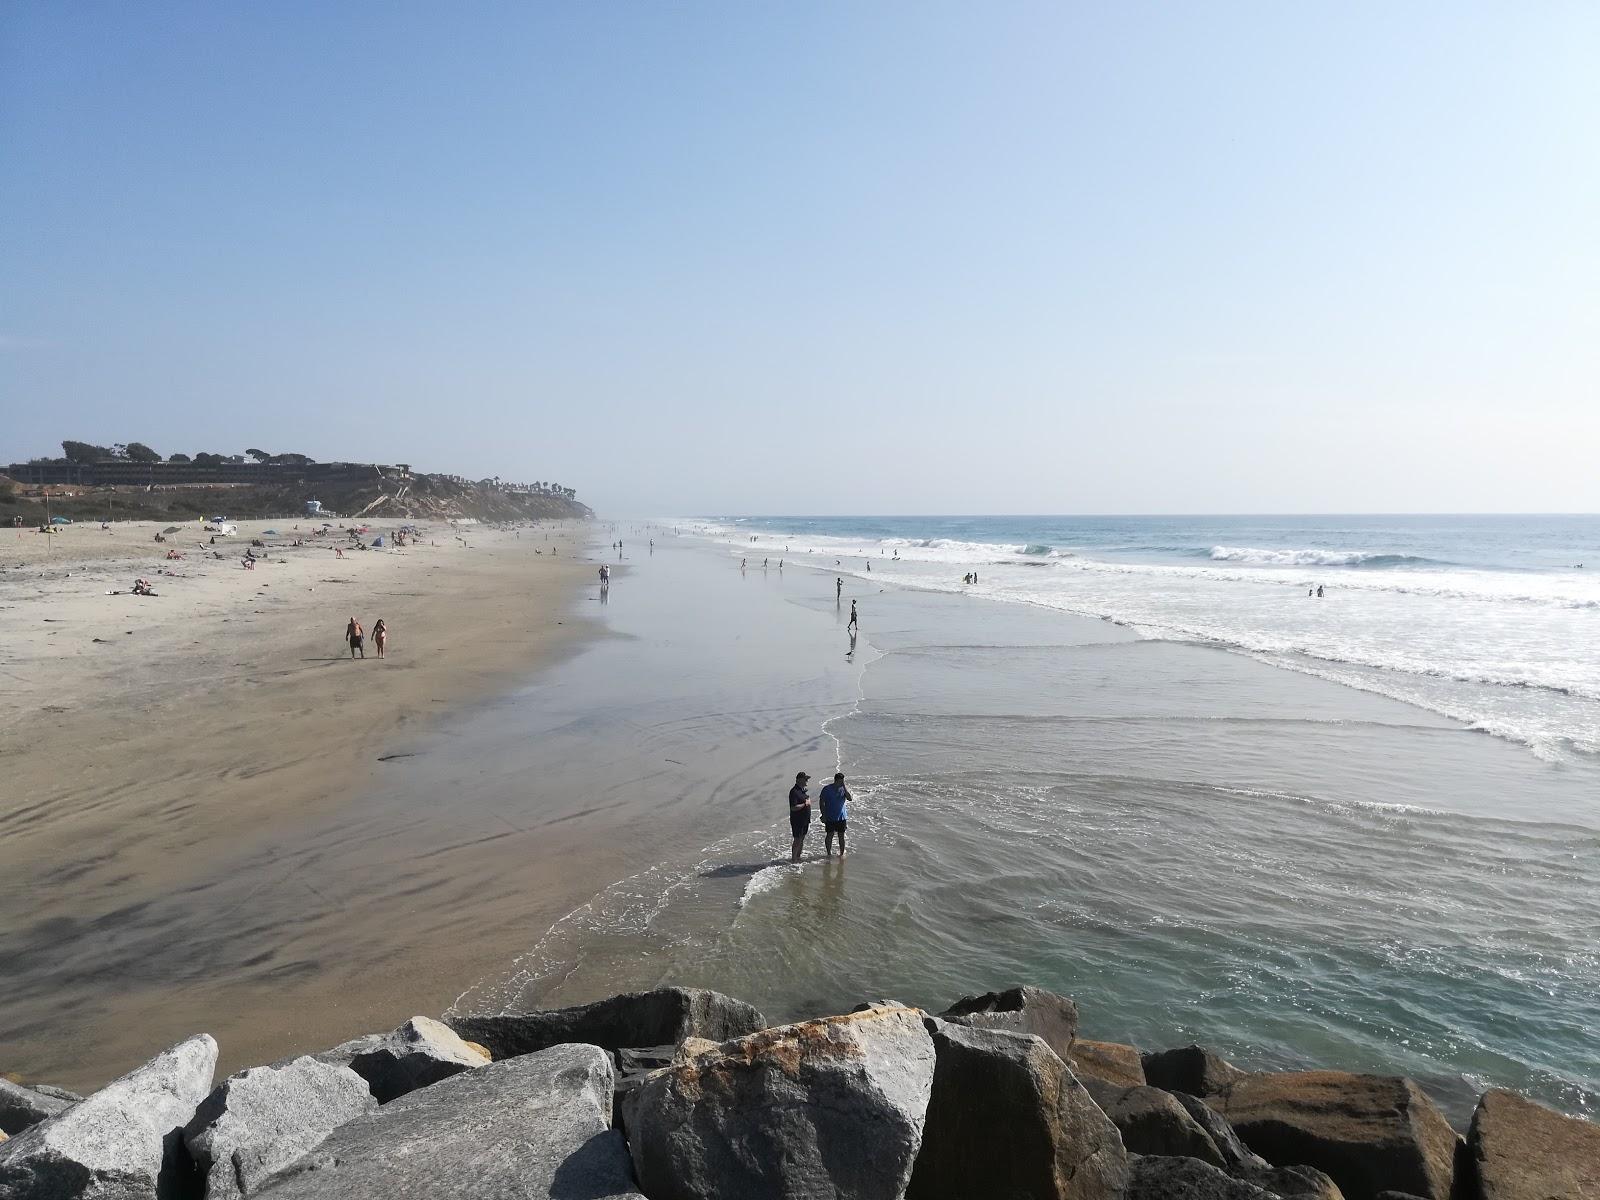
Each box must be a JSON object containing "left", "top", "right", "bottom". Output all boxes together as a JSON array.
[{"left": 346, "top": 616, "right": 364, "bottom": 659}]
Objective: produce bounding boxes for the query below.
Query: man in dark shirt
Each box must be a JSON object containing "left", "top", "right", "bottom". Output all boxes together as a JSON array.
[
  {"left": 788, "top": 771, "right": 811, "bottom": 863},
  {"left": 819, "top": 772, "right": 851, "bottom": 857}
]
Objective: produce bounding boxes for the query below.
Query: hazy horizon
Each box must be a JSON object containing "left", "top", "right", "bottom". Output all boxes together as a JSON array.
[{"left": 5, "top": 4, "right": 1597, "bottom": 516}]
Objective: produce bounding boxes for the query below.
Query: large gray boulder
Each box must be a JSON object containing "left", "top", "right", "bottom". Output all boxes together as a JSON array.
[
  {"left": 1124, "top": 1155, "right": 1278, "bottom": 1198},
  {"left": 1082, "top": 1080, "right": 1223, "bottom": 1166},
  {"left": 183, "top": 1057, "right": 375, "bottom": 1199},
  {"left": 1460, "top": 1087, "right": 1600, "bottom": 1200},
  {"left": 255, "top": 1043, "right": 641, "bottom": 1199},
  {"left": 1141, "top": 1045, "right": 1248, "bottom": 1098},
  {"left": 311, "top": 1016, "right": 487, "bottom": 1103},
  {"left": 1067, "top": 1040, "right": 1145, "bottom": 1089},
  {"left": 624, "top": 1005, "right": 935, "bottom": 1200},
  {"left": 0, "top": 1079, "right": 79, "bottom": 1136},
  {"left": 1168, "top": 1092, "right": 1343, "bottom": 1198},
  {"left": 447, "top": 987, "right": 765, "bottom": 1062},
  {"left": 938, "top": 986, "right": 1079, "bottom": 1060},
  {"left": 0, "top": 1034, "right": 217, "bottom": 1200},
  {"left": 907, "top": 1020, "right": 1127, "bottom": 1200},
  {"left": 1210, "top": 1070, "right": 1459, "bottom": 1200}
]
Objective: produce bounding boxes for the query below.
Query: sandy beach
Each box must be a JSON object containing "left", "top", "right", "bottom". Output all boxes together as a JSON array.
[{"left": 0, "top": 516, "right": 593, "bottom": 1089}]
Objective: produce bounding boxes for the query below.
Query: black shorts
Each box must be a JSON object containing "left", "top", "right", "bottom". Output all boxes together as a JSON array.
[
  {"left": 825, "top": 820, "right": 847, "bottom": 834},
  {"left": 789, "top": 812, "right": 811, "bottom": 838}
]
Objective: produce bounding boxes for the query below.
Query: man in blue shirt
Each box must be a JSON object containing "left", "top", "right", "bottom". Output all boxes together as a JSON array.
[{"left": 819, "top": 771, "right": 851, "bottom": 857}]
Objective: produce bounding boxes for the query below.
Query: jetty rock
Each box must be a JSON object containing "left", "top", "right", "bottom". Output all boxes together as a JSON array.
[
  {"left": 623, "top": 1004, "right": 935, "bottom": 1200},
  {"left": 1081, "top": 1080, "right": 1225, "bottom": 1167},
  {"left": 183, "top": 1056, "right": 375, "bottom": 1199},
  {"left": 310, "top": 1015, "right": 487, "bottom": 1103},
  {"left": 938, "top": 984, "right": 1079, "bottom": 1060},
  {"left": 447, "top": 986, "right": 765, "bottom": 1061},
  {"left": 1167, "top": 1092, "right": 1343, "bottom": 1199},
  {"left": 907, "top": 1019, "right": 1127, "bottom": 1200},
  {"left": 1142, "top": 1044, "right": 1249, "bottom": 1098},
  {"left": 1209, "top": 1070, "right": 1458, "bottom": 1200},
  {"left": 1067, "top": 1039, "right": 1146, "bottom": 1089},
  {"left": 1124, "top": 1154, "right": 1279, "bottom": 1198},
  {"left": 1460, "top": 1087, "right": 1600, "bottom": 1200},
  {"left": 0, "top": 1079, "right": 79, "bottom": 1137},
  {"left": 254, "top": 1043, "right": 640, "bottom": 1200},
  {"left": 0, "top": 1033, "right": 216, "bottom": 1200}
]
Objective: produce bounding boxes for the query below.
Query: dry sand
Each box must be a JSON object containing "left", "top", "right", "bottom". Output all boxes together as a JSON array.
[{"left": 0, "top": 515, "right": 594, "bottom": 1088}]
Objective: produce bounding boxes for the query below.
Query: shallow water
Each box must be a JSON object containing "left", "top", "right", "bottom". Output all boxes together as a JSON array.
[{"left": 451, "top": 532, "right": 1600, "bottom": 1125}]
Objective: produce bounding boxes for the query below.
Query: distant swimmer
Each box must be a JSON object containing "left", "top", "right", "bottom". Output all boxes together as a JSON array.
[
  {"left": 848, "top": 600, "right": 859, "bottom": 632},
  {"left": 789, "top": 771, "right": 812, "bottom": 862},
  {"left": 1316, "top": 585, "right": 1324, "bottom": 598},
  {"left": 820, "top": 771, "right": 851, "bottom": 857}
]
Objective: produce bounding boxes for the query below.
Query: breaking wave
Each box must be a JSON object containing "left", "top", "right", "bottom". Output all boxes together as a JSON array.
[{"left": 1209, "top": 546, "right": 1444, "bottom": 568}]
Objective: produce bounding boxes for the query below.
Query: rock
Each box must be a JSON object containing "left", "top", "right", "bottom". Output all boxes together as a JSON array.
[
  {"left": 313, "top": 1016, "right": 488, "bottom": 1103},
  {"left": 459, "top": 1041, "right": 492, "bottom": 1061},
  {"left": 1373, "top": 1193, "right": 1430, "bottom": 1200},
  {"left": 907, "top": 1020, "right": 1126, "bottom": 1200},
  {"left": 0, "top": 1034, "right": 217, "bottom": 1200},
  {"left": 1170, "top": 1092, "right": 1344, "bottom": 1198},
  {"left": 624, "top": 1005, "right": 935, "bottom": 1200},
  {"left": 1141, "top": 1045, "right": 1248, "bottom": 1098},
  {"left": 1460, "top": 1087, "right": 1600, "bottom": 1200},
  {"left": 447, "top": 987, "right": 766, "bottom": 1061},
  {"left": 672, "top": 1038, "right": 719, "bottom": 1064},
  {"left": 1068, "top": 1040, "right": 1145, "bottom": 1088},
  {"left": 612, "top": 1046, "right": 678, "bottom": 1116},
  {"left": 1082, "top": 1081, "right": 1223, "bottom": 1166},
  {"left": 183, "top": 1056, "right": 375, "bottom": 1199},
  {"left": 0, "top": 1078, "right": 77, "bottom": 1136},
  {"left": 1211, "top": 1070, "right": 1459, "bottom": 1200},
  {"left": 255, "top": 1043, "right": 641, "bottom": 1199},
  {"left": 1124, "top": 1154, "right": 1278, "bottom": 1198},
  {"left": 938, "top": 985, "right": 1079, "bottom": 1059}
]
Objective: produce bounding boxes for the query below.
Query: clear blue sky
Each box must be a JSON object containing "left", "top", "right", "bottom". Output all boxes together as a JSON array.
[{"left": 4, "top": 3, "right": 1596, "bottom": 514}]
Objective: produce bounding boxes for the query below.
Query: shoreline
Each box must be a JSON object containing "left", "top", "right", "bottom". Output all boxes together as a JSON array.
[{"left": 0, "top": 517, "right": 598, "bottom": 1089}]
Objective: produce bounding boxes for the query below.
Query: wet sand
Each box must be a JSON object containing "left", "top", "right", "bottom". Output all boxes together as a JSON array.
[{"left": 0, "top": 518, "right": 592, "bottom": 1089}]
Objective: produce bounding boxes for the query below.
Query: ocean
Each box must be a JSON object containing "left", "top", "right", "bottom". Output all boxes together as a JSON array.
[{"left": 447, "top": 516, "right": 1600, "bottom": 1124}]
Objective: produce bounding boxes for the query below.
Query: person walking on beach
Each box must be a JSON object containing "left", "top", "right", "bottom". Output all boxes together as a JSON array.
[
  {"left": 836, "top": 577, "right": 843, "bottom": 600},
  {"left": 372, "top": 618, "right": 387, "bottom": 658},
  {"left": 848, "top": 600, "right": 858, "bottom": 632},
  {"left": 346, "top": 616, "right": 364, "bottom": 659},
  {"left": 789, "top": 771, "right": 812, "bottom": 862},
  {"left": 820, "top": 771, "right": 851, "bottom": 857}
]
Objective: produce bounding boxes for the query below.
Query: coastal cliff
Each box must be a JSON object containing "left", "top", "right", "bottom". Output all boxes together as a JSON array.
[{"left": 3, "top": 984, "right": 1595, "bottom": 1200}]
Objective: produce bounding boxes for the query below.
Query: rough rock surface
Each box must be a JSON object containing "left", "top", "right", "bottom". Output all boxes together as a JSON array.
[
  {"left": 448, "top": 987, "right": 766, "bottom": 1062},
  {"left": 1141, "top": 1045, "right": 1248, "bottom": 1098},
  {"left": 0, "top": 1079, "right": 77, "bottom": 1136},
  {"left": 1082, "top": 1081, "right": 1223, "bottom": 1166},
  {"left": 1461, "top": 1087, "right": 1600, "bottom": 1200},
  {"left": 313, "top": 1016, "right": 487, "bottom": 1103},
  {"left": 183, "top": 1056, "right": 375, "bottom": 1199},
  {"left": 1211, "top": 1071, "right": 1458, "bottom": 1200},
  {"left": 1169, "top": 1092, "right": 1344, "bottom": 1198},
  {"left": 0, "top": 1034, "right": 217, "bottom": 1200},
  {"left": 938, "top": 986, "right": 1079, "bottom": 1060},
  {"left": 1124, "top": 1155, "right": 1278, "bottom": 1198},
  {"left": 1067, "top": 1040, "right": 1145, "bottom": 1088},
  {"left": 624, "top": 1005, "right": 935, "bottom": 1200},
  {"left": 908, "top": 1020, "right": 1127, "bottom": 1200},
  {"left": 256, "top": 1043, "right": 641, "bottom": 1199}
]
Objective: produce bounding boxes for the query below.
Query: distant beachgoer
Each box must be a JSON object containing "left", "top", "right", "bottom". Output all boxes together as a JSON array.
[
  {"left": 1316, "top": 585, "right": 1324, "bottom": 598},
  {"left": 848, "top": 600, "right": 858, "bottom": 632},
  {"left": 820, "top": 772, "right": 851, "bottom": 857},
  {"left": 764, "top": 558, "right": 769, "bottom": 569},
  {"left": 866, "top": 560, "right": 871, "bottom": 572},
  {"left": 973, "top": 571, "right": 978, "bottom": 584},
  {"left": 1308, "top": 588, "right": 1314, "bottom": 598},
  {"left": 789, "top": 771, "right": 812, "bottom": 862},
  {"left": 836, "top": 577, "right": 843, "bottom": 599},
  {"left": 372, "top": 619, "right": 387, "bottom": 658},
  {"left": 741, "top": 558, "right": 747, "bottom": 570},
  {"left": 346, "top": 616, "right": 364, "bottom": 659}
]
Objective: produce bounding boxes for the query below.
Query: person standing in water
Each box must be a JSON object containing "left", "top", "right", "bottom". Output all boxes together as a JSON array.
[
  {"left": 788, "top": 771, "right": 812, "bottom": 862},
  {"left": 820, "top": 771, "right": 851, "bottom": 857},
  {"left": 848, "top": 600, "right": 858, "bottom": 632}
]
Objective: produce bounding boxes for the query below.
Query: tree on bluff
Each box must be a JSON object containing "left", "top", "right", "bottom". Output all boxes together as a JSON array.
[
  {"left": 61, "top": 440, "right": 112, "bottom": 463},
  {"left": 124, "top": 442, "right": 162, "bottom": 462}
]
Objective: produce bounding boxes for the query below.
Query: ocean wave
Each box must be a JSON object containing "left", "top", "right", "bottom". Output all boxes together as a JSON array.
[{"left": 1209, "top": 545, "right": 1443, "bottom": 568}]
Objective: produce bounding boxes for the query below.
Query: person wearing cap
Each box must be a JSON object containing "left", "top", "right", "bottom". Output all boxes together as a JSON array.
[
  {"left": 820, "top": 771, "right": 851, "bottom": 857},
  {"left": 788, "top": 771, "right": 812, "bottom": 862}
]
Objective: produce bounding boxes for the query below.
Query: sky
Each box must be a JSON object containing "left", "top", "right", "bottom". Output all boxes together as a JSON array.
[{"left": 3, "top": 3, "right": 1597, "bottom": 516}]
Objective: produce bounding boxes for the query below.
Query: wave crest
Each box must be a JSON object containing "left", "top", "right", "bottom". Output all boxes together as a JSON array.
[{"left": 1209, "top": 545, "right": 1440, "bottom": 568}]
